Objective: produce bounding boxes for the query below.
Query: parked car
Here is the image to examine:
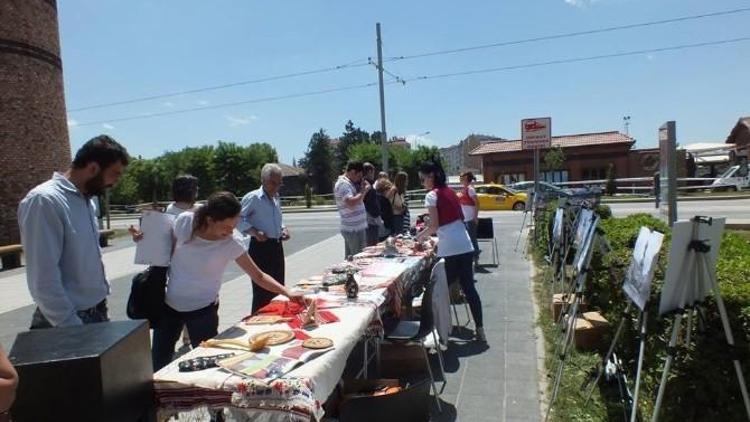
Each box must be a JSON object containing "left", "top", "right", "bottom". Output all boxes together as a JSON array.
[
  {"left": 509, "top": 181, "right": 571, "bottom": 199},
  {"left": 471, "top": 184, "right": 528, "bottom": 211},
  {"left": 711, "top": 165, "right": 750, "bottom": 191}
]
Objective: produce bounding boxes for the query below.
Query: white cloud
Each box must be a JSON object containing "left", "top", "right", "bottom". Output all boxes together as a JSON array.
[
  {"left": 162, "top": 101, "right": 175, "bottom": 107},
  {"left": 226, "top": 115, "right": 258, "bottom": 127},
  {"left": 67, "top": 118, "right": 79, "bottom": 128},
  {"left": 196, "top": 100, "right": 209, "bottom": 106},
  {"left": 102, "top": 123, "right": 115, "bottom": 130},
  {"left": 565, "top": 0, "right": 600, "bottom": 7}
]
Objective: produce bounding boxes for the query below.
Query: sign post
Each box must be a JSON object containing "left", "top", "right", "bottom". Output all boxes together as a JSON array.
[
  {"left": 658, "top": 121, "right": 677, "bottom": 226},
  {"left": 522, "top": 117, "right": 552, "bottom": 197},
  {"left": 523, "top": 117, "right": 551, "bottom": 242}
]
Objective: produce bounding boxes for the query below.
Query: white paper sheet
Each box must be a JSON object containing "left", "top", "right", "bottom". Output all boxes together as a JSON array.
[
  {"left": 623, "top": 227, "right": 665, "bottom": 311},
  {"left": 659, "top": 217, "right": 725, "bottom": 315},
  {"left": 134, "top": 210, "right": 176, "bottom": 266}
]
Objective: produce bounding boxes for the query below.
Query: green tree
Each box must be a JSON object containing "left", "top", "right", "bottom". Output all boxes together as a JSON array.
[
  {"left": 335, "top": 120, "right": 371, "bottom": 170},
  {"left": 302, "top": 129, "right": 336, "bottom": 194},
  {"left": 213, "top": 141, "right": 261, "bottom": 196},
  {"left": 347, "top": 142, "right": 382, "bottom": 168},
  {"left": 542, "top": 146, "right": 566, "bottom": 171},
  {"left": 605, "top": 162, "right": 617, "bottom": 196}
]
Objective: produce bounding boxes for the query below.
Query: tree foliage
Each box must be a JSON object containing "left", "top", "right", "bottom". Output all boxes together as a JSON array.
[
  {"left": 300, "top": 129, "right": 335, "bottom": 194},
  {"left": 109, "top": 141, "right": 279, "bottom": 204}
]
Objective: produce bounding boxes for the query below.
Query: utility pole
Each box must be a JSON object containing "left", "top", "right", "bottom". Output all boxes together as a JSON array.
[
  {"left": 624, "top": 115, "right": 631, "bottom": 136},
  {"left": 376, "top": 22, "right": 389, "bottom": 172}
]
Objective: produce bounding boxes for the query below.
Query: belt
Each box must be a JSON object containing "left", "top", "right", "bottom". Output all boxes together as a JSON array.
[{"left": 251, "top": 237, "right": 282, "bottom": 244}]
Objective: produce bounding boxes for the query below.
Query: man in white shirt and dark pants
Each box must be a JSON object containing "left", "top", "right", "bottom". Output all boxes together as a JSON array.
[
  {"left": 240, "top": 164, "right": 290, "bottom": 313},
  {"left": 18, "top": 135, "right": 129, "bottom": 328},
  {"left": 334, "top": 161, "right": 370, "bottom": 258}
]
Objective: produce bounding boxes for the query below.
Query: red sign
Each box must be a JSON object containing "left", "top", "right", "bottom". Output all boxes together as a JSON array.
[{"left": 522, "top": 117, "right": 551, "bottom": 149}]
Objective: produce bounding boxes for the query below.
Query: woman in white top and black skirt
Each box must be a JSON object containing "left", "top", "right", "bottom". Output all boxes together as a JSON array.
[
  {"left": 151, "top": 192, "right": 303, "bottom": 371},
  {"left": 415, "top": 162, "right": 485, "bottom": 341}
]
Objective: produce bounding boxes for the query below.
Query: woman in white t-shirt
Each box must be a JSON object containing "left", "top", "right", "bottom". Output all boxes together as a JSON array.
[
  {"left": 457, "top": 171, "right": 480, "bottom": 266},
  {"left": 415, "top": 162, "right": 485, "bottom": 342},
  {"left": 152, "top": 192, "right": 302, "bottom": 371}
]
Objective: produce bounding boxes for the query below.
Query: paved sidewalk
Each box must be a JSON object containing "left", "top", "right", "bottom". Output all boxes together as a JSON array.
[{"left": 431, "top": 218, "right": 541, "bottom": 421}]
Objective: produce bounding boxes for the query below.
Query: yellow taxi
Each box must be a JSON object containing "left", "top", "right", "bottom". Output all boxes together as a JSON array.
[{"left": 471, "top": 184, "right": 528, "bottom": 211}]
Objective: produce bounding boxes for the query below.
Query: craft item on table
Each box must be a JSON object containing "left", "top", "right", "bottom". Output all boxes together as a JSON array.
[
  {"left": 249, "top": 335, "right": 271, "bottom": 352},
  {"left": 218, "top": 344, "right": 333, "bottom": 381},
  {"left": 301, "top": 300, "right": 318, "bottom": 328},
  {"left": 345, "top": 271, "right": 359, "bottom": 299},
  {"left": 329, "top": 263, "right": 360, "bottom": 274},
  {"left": 249, "top": 330, "right": 295, "bottom": 346},
  {"left": 322, "top": 273, "right": 348, "bottom": 288},
  {"left": 243, "top": 315, "right": 292, "bottom": 325},
  {"left": 293, "top": 329, "right": 312, "bottom": 340},
  {"left": 178, "top": 353, "right": 236, "bottom": 372},
  {"left": 287, "top": 309, "right": 339, "bottom": 330},
  {"left": 383, "top": 237, "right": 399, "bottom": 257},
  {"left": 200, "top": 338, "right": 252, "bottom": 351},
  {"left": 302, "top": 337, "right": 333, "bottom": 350}
]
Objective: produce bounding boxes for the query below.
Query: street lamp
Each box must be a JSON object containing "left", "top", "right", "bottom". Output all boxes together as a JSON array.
[{"left": 413, "top": 131, "right": 430, "bottom": 148}]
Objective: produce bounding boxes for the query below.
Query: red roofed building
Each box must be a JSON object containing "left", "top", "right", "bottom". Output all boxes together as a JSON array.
[{"left": 469, "top": 131, "right": 659, "bottom": 184}]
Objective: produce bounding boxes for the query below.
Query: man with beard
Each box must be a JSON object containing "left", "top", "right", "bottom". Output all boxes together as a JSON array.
[{"left": 18, "top": 135, "right": 129, "bottom": 328}]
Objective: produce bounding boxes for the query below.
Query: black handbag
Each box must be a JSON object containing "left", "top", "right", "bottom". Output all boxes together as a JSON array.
[{"left": 126, "top": 266, "right": 168, "bottom": 324}]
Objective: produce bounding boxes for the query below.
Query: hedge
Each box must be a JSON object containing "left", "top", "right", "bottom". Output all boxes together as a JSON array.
[{"left": 535, "top": 206, "right": 750, "bottom": 421}]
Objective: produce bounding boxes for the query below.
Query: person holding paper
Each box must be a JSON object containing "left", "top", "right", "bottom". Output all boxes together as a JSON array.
[
  {"left": 18, "top": 135, "right": 130, "bottom": 328},
  {"left": 239, "top": 164, "right": 290, "bottom": 313},
  {"left": 152, "top": 192, "right": 303, "bottom": 371}
]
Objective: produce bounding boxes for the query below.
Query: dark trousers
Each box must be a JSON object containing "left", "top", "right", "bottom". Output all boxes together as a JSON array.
[
  {"left": 30, "top": 299, "right": 109, "bottom": 329},
  {"left": 366, "top": 224, "right": 380, "bottom": 246},
  {"left": 249, "top": 238, "right": 285, "bottom": 313},
  {"left": 392, "top": 214, "right": 405, "bottom": 235},
  {"left": 465, "top": 220, "right": 480, "bottom": 261},
  {"left": 151, "top": 302, "right": 219, "bottom": 371},
  {"left": 444, "top": 252, "right": 484, "bottom": 328}
]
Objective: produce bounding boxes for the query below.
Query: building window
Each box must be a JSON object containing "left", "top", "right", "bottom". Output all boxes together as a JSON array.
[
  {"left": 497, "top": 173, "right": 525, "bottom": 184},
  {"left": 542, "top": 170, "right": 569, "bottom": 183},
  {"left": 582, "top": 167, "right": 607, "bottom": 180}
]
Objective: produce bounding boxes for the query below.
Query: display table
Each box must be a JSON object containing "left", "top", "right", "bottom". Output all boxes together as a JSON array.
[{"left": 153, "top": 246, "right": 433, "bottom": 421}]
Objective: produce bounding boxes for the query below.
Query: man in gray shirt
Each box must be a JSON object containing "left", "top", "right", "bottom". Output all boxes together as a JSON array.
[
  {"left": 239, "top": 163, "right": 289, "bottom": 312},
  {"left": 18, "top": 135, "right": 129, "bottom": 328}
]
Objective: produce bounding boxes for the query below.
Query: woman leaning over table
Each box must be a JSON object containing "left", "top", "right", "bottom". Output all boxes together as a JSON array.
[
  {"left": 415, "top": 161, "right": 485, "bottom": 342},
  {"left": 151, "top": 191, "right": 303, "bottom": 371}
]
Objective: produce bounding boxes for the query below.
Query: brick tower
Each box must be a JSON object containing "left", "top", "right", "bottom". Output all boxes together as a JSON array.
[{"left": 0, "top": 0, "right": 72, "bottom": 245}]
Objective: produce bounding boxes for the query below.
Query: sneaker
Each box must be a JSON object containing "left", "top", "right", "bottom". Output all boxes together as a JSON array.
[{"left": 475, "top": 327, "right": 486, "bottom": 342}]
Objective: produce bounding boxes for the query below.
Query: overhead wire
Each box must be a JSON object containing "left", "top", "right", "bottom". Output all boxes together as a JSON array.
[{"left": 69, "top": 58, "right": 372, "bottom": 112}]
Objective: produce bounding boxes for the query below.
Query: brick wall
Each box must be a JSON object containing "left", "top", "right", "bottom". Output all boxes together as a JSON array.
[{"left": 0, "top": 0, "right": 71, "bottom": 245}]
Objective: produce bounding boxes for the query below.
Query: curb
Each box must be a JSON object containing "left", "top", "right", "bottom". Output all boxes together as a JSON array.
[{"left": 602, "top": 195, "right": 750, "bottom": 204}]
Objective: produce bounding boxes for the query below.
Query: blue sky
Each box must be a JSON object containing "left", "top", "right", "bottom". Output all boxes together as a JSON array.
[{"left": 61, "top": 0, "right": 750, "bottom": 164}]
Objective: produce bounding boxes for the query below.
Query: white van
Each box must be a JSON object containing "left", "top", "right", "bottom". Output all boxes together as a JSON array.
[{"left": 711, "top": 165, "right": 750, "bottom": 191}]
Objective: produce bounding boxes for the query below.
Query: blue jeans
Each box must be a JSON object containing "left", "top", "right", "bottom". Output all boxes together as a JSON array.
[
  {"left": 30, "top": 300, "right": 109, "bottom": 329},
  {"left": 152, "top": 302, "right": 219, "bottom": 371}
]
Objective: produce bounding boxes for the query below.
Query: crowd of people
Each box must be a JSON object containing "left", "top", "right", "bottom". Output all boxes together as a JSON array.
[{"left": 1, "top": 135, "right": 488, "bottom": 412}]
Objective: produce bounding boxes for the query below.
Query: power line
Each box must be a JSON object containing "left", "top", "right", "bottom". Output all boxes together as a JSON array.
[
  {"left": 368, "top": 58, "right": 406, "bottom": 85},
  {"left": 69, "top": 58, "right": 371, "bottom": 112},
  {"left": 402, "top": 36, "right": 750, "bottom": 83},
  {"left": 75, "top": 81, "right": 380, "bottom": 127},
  {"left": 385, "top": 7, "right": 750, "bottom": 62}
]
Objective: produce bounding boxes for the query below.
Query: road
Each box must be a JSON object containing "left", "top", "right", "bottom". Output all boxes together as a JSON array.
[{"left": 607, "top": 198, "right": 750, "bottom": 221}]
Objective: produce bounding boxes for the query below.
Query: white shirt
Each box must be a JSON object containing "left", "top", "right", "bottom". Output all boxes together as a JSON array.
[
  {"left": 165, "top": 202, "right": 192, "bottom": 217},
  {"left": 334, "top": 175, "right": 367, "bottom": 232},
  {"left": 17, "top": 173, "right": 108, "bottom": 326},
  {"left": 460, "top": 186, "right": 478, "bottom": 222},
  {"left": 166, "top": 212, "right": 246, "bottom": 312},
  {"left": 424, "top": 191, "right": 474, "bottom": 258}
]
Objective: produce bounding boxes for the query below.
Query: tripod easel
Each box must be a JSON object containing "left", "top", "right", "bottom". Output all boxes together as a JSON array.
[
  {"left": 583, "top": 227, "right": 664, "bottom": 422},
  {"left": 545, "top": 214, "right": 601, "bottom": 422},
  {"left": 651, "top": 216, "right": 750, "bottom": 421}
]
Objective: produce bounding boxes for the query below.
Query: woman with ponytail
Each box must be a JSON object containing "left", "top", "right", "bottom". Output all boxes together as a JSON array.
[
  {"left": 152, "top": 191, "right": 303, "bottom": 371},
  {"left": 415, "top": 162, "right": 485, "bottom": 342}
]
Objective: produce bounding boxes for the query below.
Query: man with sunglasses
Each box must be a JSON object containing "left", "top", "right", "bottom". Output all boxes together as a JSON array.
[{"left": 240, "top": 163, "right": 289, "bottom": 312}]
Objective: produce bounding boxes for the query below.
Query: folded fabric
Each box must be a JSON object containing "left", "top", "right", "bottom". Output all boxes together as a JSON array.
[{"left": 287, "top": 310, "right": 340, "bottom": 330}]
